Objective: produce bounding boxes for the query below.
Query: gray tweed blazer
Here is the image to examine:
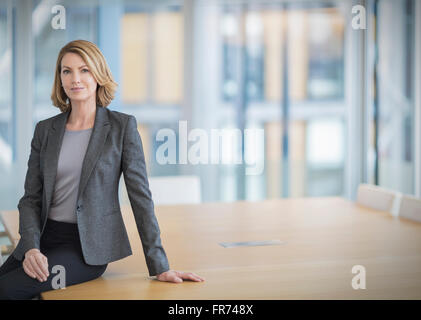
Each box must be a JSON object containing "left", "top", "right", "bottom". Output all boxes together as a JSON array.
[{"left": 12, "top": 105, "right": 170, "bottom": 276}]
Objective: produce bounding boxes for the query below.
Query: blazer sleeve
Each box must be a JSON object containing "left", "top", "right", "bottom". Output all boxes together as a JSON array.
[
  {"left": 15, "top": 122, "right": 43, "bottom": 260},
  {"left": 122, "top": 115, "right": 170, "bottom": 276}
]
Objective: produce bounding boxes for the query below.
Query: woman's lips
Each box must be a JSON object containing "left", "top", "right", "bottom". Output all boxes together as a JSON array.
[{"left": 71, "top": 87, "right": 84, "bottom": 92}]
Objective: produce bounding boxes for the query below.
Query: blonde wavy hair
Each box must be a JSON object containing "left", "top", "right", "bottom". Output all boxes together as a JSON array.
[{"left": 51, "top": 40, "right": 118, "bottom": 112}]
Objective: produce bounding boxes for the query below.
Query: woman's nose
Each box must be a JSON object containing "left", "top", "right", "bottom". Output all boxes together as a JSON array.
[{"left": 71, "top": 72, "right": 81, "bottom": 83}]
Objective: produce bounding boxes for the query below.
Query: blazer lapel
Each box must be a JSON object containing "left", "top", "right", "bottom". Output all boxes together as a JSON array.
[
  {"left": 77, "top": 106, "right": 110, "bottom": 201},
  {"left": 43, "top": 105, "right": 110, "bottom": 215},
  {"left": 43, "top": 110, "right": 70, "bottom": 215}
]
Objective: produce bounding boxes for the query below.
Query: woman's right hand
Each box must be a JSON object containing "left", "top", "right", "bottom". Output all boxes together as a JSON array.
[{"left": 23, "top": 248, "right": 49, "bottom": 282}]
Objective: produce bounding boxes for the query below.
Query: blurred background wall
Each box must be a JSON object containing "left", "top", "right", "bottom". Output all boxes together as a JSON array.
[{"left": 0, "top": 0, "right": 419, "bottom": 210}]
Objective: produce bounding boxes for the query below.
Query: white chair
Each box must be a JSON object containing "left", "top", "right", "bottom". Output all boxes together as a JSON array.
[
  {"left": 120, "top": 175, "right": 201, "bottom": 206},
  {"left": 356, "top": 183, "right": 398, "bottom": 214},
  {"left": 148, "top": 175, "right": 201, "bottom": 205},
  {"left": 398, "top": 195, "right": 421, "bottom": 223}
]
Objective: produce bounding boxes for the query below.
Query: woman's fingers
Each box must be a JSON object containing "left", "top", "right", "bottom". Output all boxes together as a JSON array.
[
  {"left": 23, "top": 259, "right": 43, "bottom": 282},
  {"left": 191, "top": 272, "right": 205, "bottom": 281},
  {"left": 26, "top": 254, "right": 49, "bottom": 282},
  {"left": 156, "top": 270, "right": 205, "bottom": 283},
  {"left": 180, "top": 272, "right": 205, "bottom": 282},
  {"left": 173, "top": 271, "right": 205, "bottom": 282},
  {"left": 29, "top": 255, "right": 46, "bottom": 281},
  {"left": 34, "top": 254, "right": 49, "bottom": 280},
  {"left": 22, "top": 261, "right": 38, "bottom": 280}
]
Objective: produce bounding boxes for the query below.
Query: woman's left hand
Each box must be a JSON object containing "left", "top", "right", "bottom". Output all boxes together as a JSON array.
[{"left": 156, "top": 270, "right": 205, "bottom": 283}]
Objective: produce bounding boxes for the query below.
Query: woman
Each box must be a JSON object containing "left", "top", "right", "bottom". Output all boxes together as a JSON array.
[{"left": 0, "top": 40, "right": 204, "bottom": 300}]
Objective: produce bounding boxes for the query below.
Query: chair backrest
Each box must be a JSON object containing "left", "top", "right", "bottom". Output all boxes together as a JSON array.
[
  {"left": 356, "top": 184, "right": 397, "bottom": 214},
  {"left": 148, "top": 175, "right": 201, "bottom": 205},
  {"left": 398, "top": 195, "right": 421, "bottom": 223}
]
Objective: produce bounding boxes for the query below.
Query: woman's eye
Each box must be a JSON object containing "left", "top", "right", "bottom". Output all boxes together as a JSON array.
[
  {"left": 82, "top": 69, "right": 89, "bottom": 73},
  {"left": 63, "top": 70, "right": 69, "bottom": 74}
]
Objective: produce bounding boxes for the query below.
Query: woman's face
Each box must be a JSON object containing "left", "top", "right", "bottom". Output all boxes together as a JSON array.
[{"left": 60, "top": 52, "right": 98, "bottom": 105}]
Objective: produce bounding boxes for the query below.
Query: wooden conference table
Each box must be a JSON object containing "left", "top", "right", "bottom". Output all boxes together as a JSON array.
[{"left": 37, "top": 197, "right": 421, "bottom": 299}]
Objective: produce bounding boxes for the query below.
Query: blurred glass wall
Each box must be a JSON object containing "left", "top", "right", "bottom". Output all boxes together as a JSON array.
[
  {"left": 0, "top": 0, "right": 418, "bottom": 210},
  {"left": 0, "top": 1, "right": 14, "bottom": 208},
  {"left": 366, "top": 0, "right": 416, "bottom": 195}
]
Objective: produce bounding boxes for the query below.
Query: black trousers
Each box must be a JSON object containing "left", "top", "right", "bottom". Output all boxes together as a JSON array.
[{"left": 0, "top": 219, "right": 108, "bottom": 300}]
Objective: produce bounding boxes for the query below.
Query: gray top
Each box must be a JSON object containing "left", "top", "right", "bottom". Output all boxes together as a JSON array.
[{"left": 48, "top": 127, "right": 93, "bottom": 223}]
